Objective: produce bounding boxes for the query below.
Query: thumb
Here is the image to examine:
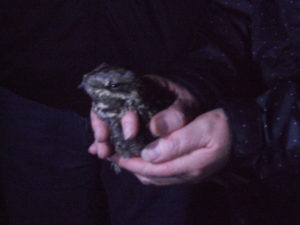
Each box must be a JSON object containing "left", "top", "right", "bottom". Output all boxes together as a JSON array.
[
  {"left": 143, "top": 116, "right": 208, "bottom": 163},
  {"left": 150, "top": 99, "right": 193, "bottom": 137}
]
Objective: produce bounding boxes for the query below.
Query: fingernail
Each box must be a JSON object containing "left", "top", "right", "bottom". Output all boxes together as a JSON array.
[
  {"left": 141, "top": 149, "right": 159, "bottom": 162},
  {"left": 156, "top": 119, "right": 168, "bottom": 136},
  {"left": 123, "top": 124, "right": 134, "bottom": 140}
]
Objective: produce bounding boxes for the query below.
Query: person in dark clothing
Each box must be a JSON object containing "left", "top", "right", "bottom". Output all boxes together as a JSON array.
[{"left": 0, "top": 0, "right": 299, "bottom": 225}]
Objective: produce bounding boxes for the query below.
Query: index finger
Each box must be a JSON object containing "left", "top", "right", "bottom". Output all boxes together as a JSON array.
[
  {"left": 111, "top": 154, "right": 189, "bottom": 178},
  {"left": 90, "top": 111, "right": 109, "bottom": 142},
  {"left": 149, "top": 99, "right": 192, "bottom": 137},
  {"left": 121, "top": 111, "right": 140, "bottom": 140}
]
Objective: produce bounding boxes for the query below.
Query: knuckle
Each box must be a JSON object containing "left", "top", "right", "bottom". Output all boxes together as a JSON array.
[
  {"left": 159, "top": 164, "right": 175, "bottom": 176},
  {"left": 173, "top": 110, "right": 186, "bottom": 126},
  {"left": 210, "top": 141, "right": 221, "bottom": 150},
  {"left": 161, "top": 137, "right": 180, "bottom": 156},
  {"left": 161, "top": 139, "right": 173, "bottom": 151},
  {"left": 139, "top": 164, "right": 153, "bottom": 176}
]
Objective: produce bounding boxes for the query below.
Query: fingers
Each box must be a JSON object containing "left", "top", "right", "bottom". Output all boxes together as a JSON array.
[
  {"left": 108, "top": 108, "right": 231, "bottom": 186},
  {"left": 135, "top": 174, "right": 188, "bottom": 186},
  {"left": 150, "top": 100, "right": 191, "bottom": 137},
  {"left": 112, "top": 148, "right": 208, "bottom": 179},
  {"left": 145, "top": 109, "right": 229, "bottom": 163},
  {"left": 90, "top": 111, "right": 109, "bottom": 141},
  {"left": 89, "top": 110, "right": 140, "bottom": 159},
  {"left": 143, "top": 118, "right": 207, "bottom": 163},
  {"left": 111, "top": 155, "right": 185, "bottom": 177},
  {"left": 121, "top": 111, "right": 140, "bottom": 140},
  {"left": 150, "top": 98, "right": 198, "bottom": 137},
  {"left": 90, "top": 111, "right": 112, "bottom": 158},
  {"left": 145, "top": 75, "right": 199, "bottom": 137},
  {"left": 91, "top": 110, "right": 139, "bottom": 141},
  {"left": 89, "top": 142, "right": 111, "bottom": 158}
]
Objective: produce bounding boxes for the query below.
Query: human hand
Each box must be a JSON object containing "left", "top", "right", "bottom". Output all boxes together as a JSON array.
[
  {"left": 88, "top": 74, "right": 199, "bottom": 158},
  {"left": 112, "top": 108, "right": 231, "bottom": 186}
]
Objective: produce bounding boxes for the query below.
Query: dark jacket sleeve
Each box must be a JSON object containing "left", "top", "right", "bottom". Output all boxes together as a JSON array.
[
  {"left": 166, "top": 0, "right": 300, "bottom": 184},
  {"left": 220, "top": 0, "right": 300, "bottom": 184}
]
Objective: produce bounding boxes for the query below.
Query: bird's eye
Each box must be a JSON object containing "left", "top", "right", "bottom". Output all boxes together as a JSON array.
[{"left": 109, "top": 83, "right": 121, "bottom": 88}]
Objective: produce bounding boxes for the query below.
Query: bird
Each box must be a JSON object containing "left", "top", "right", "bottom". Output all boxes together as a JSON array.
[{"left": 80, "top": 63, "right": 175, "bottom": 170}]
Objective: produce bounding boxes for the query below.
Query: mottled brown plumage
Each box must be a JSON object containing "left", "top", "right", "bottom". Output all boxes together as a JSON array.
[{"left": 81, "top": 63, "right": 174, "bottom": 170}]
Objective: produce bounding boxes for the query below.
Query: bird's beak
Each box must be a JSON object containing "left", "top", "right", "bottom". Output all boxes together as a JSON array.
[{"left": 78, "top": 81, "right": 86, "bottom": 89}]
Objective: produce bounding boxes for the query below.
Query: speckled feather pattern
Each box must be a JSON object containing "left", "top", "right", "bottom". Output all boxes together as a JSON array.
[{"left": 81, "top": 63, "right": 175, "bottom": 160}]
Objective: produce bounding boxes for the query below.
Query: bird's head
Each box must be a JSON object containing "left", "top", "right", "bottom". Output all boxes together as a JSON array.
[{"left": 80, "top": 63, "right": 142, "bottom": 102}]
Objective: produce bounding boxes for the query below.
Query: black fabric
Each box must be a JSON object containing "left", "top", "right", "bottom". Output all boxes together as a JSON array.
[
  {"left": 0, "top": 88, "right": 111, "bottom": 225},
  {"left": 0, "top": 0, "right": 204, "bottom": 115},
  {"left": 185, "top": 2, "right": 300, "bottom": 214},
  {"left": 101, "top": 162, "right": 231, "bottom": 225},
  {"left": 0, "top": 88, "right": 238, "bottom": 225}
]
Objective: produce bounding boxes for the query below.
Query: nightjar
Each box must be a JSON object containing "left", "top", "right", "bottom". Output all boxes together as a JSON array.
[{"left": 81, "top": 63, "right": 175, "bottom": 160}]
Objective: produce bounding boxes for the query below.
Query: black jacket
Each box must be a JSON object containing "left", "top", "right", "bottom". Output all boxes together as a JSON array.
[{"left": 1, "top": 0, "right": 299, "bottom": 224}]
